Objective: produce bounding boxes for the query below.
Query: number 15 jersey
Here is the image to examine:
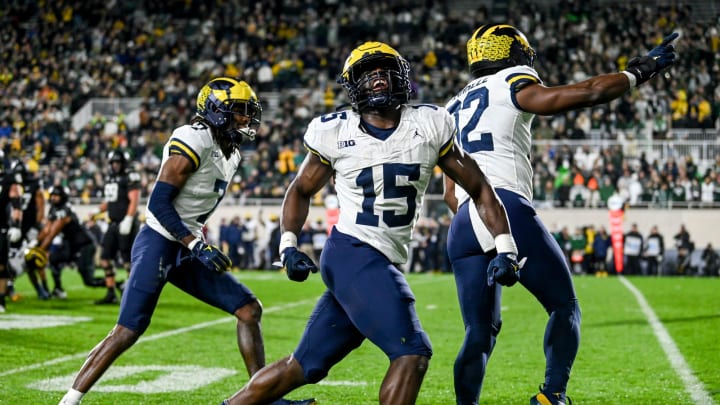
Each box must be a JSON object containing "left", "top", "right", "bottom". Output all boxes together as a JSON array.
[
  {"left": 446, "top": 65, "right": 541, "bottom": 204},
  {"left": 304, "top": 105, "right": 455, "bottom": 264}
]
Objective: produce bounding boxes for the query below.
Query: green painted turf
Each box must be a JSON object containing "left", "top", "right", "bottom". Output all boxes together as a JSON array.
[{"left": 1, "top": 271, "right": 718, "bottom": 404}]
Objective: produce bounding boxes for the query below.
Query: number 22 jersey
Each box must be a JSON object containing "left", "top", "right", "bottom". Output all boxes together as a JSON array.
[
  {"left": 445, "top": 65, "right": 541, "bottom": 204},
  {"left": 304, "top": 105, "right": 455, "bottom": 264}
]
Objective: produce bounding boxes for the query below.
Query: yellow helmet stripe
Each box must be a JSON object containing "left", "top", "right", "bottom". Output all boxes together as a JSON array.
[{"left": 342, "top": 41, "right": 402, "bottom": 79}]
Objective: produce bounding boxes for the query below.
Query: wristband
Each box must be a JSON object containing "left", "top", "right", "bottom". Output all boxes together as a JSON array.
[
  {"left": 621, "top": 71, "right": 637, "bottom": 88},
  {"left": 494, "top": 234, "right": 518, "bottom": 255},
  {"left": 279, "top": 231, "right": 298, "bottom": 253}
]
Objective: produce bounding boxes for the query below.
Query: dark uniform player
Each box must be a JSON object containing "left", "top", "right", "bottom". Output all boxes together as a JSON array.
[
  {"left": 8, "top": 159, "right": 50, "bottom": 299},
  {"left": 92, "top": 150, "right": 141, "bottom": 304},
  {"left": 25, "top": 186, "right": 105, "bottom": 298},
  {"left": 0, "top": 154, "right": 24, "bottom": 312}
]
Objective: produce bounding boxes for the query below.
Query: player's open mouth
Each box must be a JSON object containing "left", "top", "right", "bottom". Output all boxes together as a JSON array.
[{"left": 372, "top": 78, "right": 389, "bottom": 91}]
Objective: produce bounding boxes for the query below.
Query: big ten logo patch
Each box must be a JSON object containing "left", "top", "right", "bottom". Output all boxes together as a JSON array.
[{"left": 337, "top": 140, "right": 356, "bottom": 149}]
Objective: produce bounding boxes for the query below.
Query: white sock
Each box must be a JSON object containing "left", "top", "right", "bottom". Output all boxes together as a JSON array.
[{"left": 59, "top": 388, "right": 84, "bottom": 405}]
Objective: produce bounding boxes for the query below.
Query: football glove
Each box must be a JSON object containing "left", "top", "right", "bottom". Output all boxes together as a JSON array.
[
  {"left": 625, "top": 32, "right": 678, "bottom": 86},
  {"left": 8, "top": 227, "right": 22, "bottom": 243},
  {"left": 487, "top": 253, "right": 524, "bottom": 287},
  {"left": 189, "top": 239, "right": 232, "bottom": 273},
  {"left": 24, "top": 246, "right": 48, "bottom": 270},
  {"left": 119, "top": 215, "right": 134, "bottom": 235},
  {"left": 281, "top": 247, "right": 318, "bottom": 282}
]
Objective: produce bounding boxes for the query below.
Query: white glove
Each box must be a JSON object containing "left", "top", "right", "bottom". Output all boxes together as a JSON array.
[
  {"left": 8, "top": 227, "right": 22, "bottom": 243},
  {"left": 119, "top": 215, "right": 134, "bottom": 235}
]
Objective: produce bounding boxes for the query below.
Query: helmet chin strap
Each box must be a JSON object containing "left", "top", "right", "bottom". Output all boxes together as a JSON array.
[
  {"left": 236, "top": 127, "right": 256, "bottom": 142},
  {"left": 218, "top": 127, "right": 256, "bottom": 153}
]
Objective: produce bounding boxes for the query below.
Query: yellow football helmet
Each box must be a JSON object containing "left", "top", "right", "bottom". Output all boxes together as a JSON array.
[
  {"left": 196, "top": 77, "right": 262, "bottom": 143},
  {"left": 466, "top": 24, "right": 536, "bottom": 77},
  {"left": 24, "top": 246, "right": 48, "bottom": 270},
  {"left": 337, "top": 42, "right": 411, "bottom": 111}
]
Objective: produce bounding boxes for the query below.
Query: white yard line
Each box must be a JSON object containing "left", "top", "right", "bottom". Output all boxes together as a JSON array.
[
  {"left": 0, "top": 299, "right": 315, "bottom": 378},
  {"left": 619, "top": 277, "right": 716, "bottom": 405},
  {"left": 3, "top": 275, "right": 447, "bottom": 379}
]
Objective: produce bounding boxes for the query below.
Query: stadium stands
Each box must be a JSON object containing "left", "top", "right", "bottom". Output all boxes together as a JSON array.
[{"left": 0, "top": 1, "right": 717, "bottom": 207}]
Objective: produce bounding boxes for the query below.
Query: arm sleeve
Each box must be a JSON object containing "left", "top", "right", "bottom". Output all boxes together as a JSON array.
[{"left": 147, "top": 181, "right": 192, "bottom": 240}]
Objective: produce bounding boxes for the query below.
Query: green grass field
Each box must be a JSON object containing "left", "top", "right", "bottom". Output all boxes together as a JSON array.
[{"left": 2, "top": 270, "right": 718, "bottom": 404}]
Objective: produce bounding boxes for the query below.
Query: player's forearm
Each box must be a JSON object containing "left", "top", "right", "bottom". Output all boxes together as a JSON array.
[
  {"left": 39, "top": 222, "right": 63, "bottom": 250},
  {"left": 443, "top": 175, "right": 458, "bottom": 214},
  {"left": 562, "top": 73, "right": 631, "bottom": 109},
  {"left": 473, "top": 190, "right": 510, "bottom": 237},
  {"left": 281, "top": 188, "right": 310, "bottom": 236},
  {"left": 127, "top": 189, "right": 140, "bottom": 216}
]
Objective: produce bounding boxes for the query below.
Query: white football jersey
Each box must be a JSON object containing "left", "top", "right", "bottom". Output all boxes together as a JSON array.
[
  {"left": 146, "top": 122, "right": 241, "bottom": 241},
  {"left": 446, "top": 65, "right": 541, "bottom": 204},
  {"left": 304, "top": 105, "right": 455, "bottom": 264}
]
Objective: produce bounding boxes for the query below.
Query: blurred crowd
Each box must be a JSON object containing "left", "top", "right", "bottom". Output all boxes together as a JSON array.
[
  {"left": 1, "top": 0, "right": 719, "bottom": 206},
  {"left": 551, "top": 221, "right": 719, "bottom": 277},
  {"left": 399, "top": 216, "right": 719, "bottom": 276}
]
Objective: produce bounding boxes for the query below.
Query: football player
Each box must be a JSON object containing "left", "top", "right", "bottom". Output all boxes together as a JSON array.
[
  {"left": 222, "top": 42, "right": 518, "bottom": 405},
  {"left": 443, "top": 24, "right": 678, "bottom": 405},
  {"left": 7, "top": 159, "right": 50, "bottom": 300},
  {"left": 0, "top": 152, "right": 24, "bottom": 312},
  {"left": 60, "top": 78, "right": 314, "bottom": 405},
  {"left": 91, "top": 149, "right": 141, "bottom": 304},
  {"left": 25, "top": 185, "right": 105, "bottom": 299}
]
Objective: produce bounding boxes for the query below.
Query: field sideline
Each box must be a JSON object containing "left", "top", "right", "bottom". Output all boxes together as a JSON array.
[{"left": 1, "top": 270, "right": 718, "bottom": 404}]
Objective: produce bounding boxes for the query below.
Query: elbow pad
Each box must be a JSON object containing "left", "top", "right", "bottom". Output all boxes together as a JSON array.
[{"left": 148, "top": 181, "right": 192, "bottom": 241}]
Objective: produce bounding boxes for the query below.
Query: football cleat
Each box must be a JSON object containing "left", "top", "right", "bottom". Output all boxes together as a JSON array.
[
  {"left": 270, "top": 399, "right": 317, "bottom": 405},
  {"left": 530, "top": 385, "right": 572, "bottom": 405},
  {"left": 52, "top": 288, "right": 67, "bottom": 300},
  {"left": 9, "top": 285, "right": 23, "bottom": 302},
  {"left": 36, "top": 286, "right": 50, "bottom": 300},
  {"left": 94, "top": 293, "right": 119, "bottom": 305},
  {"left": 220, "top": 399, "right": 316, "bottom": 405}
]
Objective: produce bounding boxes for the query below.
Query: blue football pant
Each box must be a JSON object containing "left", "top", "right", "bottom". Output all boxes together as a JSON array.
[
  {"left": 447, "top": 189, "right": 581, "bottom": 404},
  {"left": 293, "top": 228, "right": 432, "bottom": 383},
  {"left": 118, "top": 226, "right": 256, "bottom": 334}
]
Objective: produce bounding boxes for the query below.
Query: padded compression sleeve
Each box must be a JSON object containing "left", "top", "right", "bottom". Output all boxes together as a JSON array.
[{"left": 148, "top": 181, "right": 192, "bottom": 240}]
